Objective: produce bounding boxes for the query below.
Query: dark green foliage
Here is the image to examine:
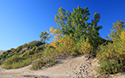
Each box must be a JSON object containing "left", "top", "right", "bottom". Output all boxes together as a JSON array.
[
  {"left": 0, "top": 50, "right": 13, "bottom": 60},
  {"left": 16, "top": 45, "right": 23, "bottom": 52},
  {"left": 28, "top": 41, "right": 43, "bottom": 48},
  {"left": 30, "top": 45, "right": 44, "bottom": 53},
  {"left": 37, "top": 45, "right": 44, "bottom": 50},
  {"left": 0, "top": 51, "right": 9, "bottom": 59},
  {"left": 22, "top": 43, "right": 29, "bottom": 48},
  {"left": 20, "top": 50, "right": 34, "bottom": 57},
  {"left": 54, "top": 6, "right": 102, "bottom": 47},
  {"left": 17, "top": 50, "right": 25, "bottom": 55},
  {"left": 40, "top": 31, "right": 50, "bottom": 43}
]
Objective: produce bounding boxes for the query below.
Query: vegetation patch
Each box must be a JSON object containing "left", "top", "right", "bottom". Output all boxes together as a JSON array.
[
  {"left": 96, "top": 21, "right": 125, "bottom": 74},
  {"left": 30, "top": 57, "right": 57, "bottom": 70},
  {"left": 2, "top": 52, "right": 43, "bottom": 69}
]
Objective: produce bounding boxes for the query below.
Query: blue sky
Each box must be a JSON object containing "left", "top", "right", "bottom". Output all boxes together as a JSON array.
[{"left": 0, "top": 0, "right": 125, "bottom": 50}]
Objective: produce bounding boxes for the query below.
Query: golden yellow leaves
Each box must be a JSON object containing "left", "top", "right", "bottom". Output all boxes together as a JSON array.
[
  {"left": 106, "top": 53, "right": 109, "bottom": 57},
  {"left": 48, "top": 27, "right": 64, "bottom": 48},
  {"left": 113, "top": 22, "right": 116, "bottom": 26},
  {"left": 54, "top": 28, "right": 57, "bottom": 32},
  {"left": 108, "top": 34, "right": 111, "bottom": 37},
  {"left": 54, "top": 36, "right": 57, "bottom": 39},
  {"left": 49, "top": 27, "right": 54, "bottom": 31},
  {"left": 120, "top": 31, "right": 125, "bottom": 41},
  {"left": 49, "top": 27, "right": 58, "bottom": 35},
  {"left": 51, "top": 33, "right": 54, "bottom": 35}
]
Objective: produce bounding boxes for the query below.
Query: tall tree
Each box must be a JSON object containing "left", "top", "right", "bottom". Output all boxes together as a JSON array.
[
  {"left": 86, "top": 13, "right": 102, "bottom": 47},
  {"left": 54, "top": 5, "right": 102, "bottom": 47}
]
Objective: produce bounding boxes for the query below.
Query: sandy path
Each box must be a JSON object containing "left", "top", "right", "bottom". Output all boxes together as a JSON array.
[
  {"left": 0, "top": 55, "right": 99, "bottom": 78},
  {"left": 0, "top": 55, "right": 125, "bottom": 78}
]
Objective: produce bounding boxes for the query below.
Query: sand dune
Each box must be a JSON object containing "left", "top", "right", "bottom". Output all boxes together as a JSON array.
[{"left": 0, "top": 55, "right": 125, "bottom": 78}]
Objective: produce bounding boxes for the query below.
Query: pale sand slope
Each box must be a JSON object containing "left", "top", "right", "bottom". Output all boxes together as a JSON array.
[
  {"left": 0, "top": 51, "right": 5, "bottom": 55},
  {"left": 0, "top": 55, "right": 125, "bottom": 78}
]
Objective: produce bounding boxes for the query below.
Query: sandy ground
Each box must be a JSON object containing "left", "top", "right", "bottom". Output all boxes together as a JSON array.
[
  {"left": 0, "top": 54, "right": 125, "bottom": 78},
  {"left": 0, "top": 51, "right": 5, "bottom": 55}
]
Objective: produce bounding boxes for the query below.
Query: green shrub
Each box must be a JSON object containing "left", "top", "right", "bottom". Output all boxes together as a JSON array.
[
  {"left": 23, "top": 43, "right": 29, "bottom": 48},
  {"left": 30, "top": 60, "right": 44, "bottom": 70},
  {"left": 31, "top": 47, "right": 36, "bottom": 51},
  {"left": 31, "top": 46, "right": 40, "bottom": 53},
  {"left": 49, "top": 35, "right": 77, "bottom": 56},
  {"left": 31, "top": 57, "right": 56, "bottom": 70},
  {"left": 0, "top": 59, "right": 4, "bottom": 65},
  {"left": 28, "top": 41, "right": 43, "bottom": 48},
  {"left": 96, "top": 30, "right": 125, "bottom": 74},
  {"left": 52, "top": 36, "right": 94, "bottom": 56},
  {"left": 37, "top": 45, "right": 44, "bottom": 50},
  {"left": 18, "top": 50, "right": 25, "bottom": 55},
  {"left": 42, "top": 46, "right": 55, "bottom": 59},
  {"left": 75, "top": 37, "right": 94, "bottom": 55},
  {"left": 44, "top": 58, "right": 57, "bottom": 67},
  {"left": 20, "top": 50, "right": 34, "bottom": 57},
  {"left": 0, "top": 52, "right": 9, "bottom": 59},
  {"left": 3, "top": 56, "right": 25, "bottom": 65},
  {"left": 16, "top": 45, "right": 23, "bottom": 52},
  {"left": 2, "top": 57, "right": 32, "bottom": 69},
  {"left": 30, "top": 52, "right": 43, "bottom": 61},
  {"left": 0, "top": 50, "right": 14, "bottom": 60},
  {"left": 2, "top": 53, "right": 43, "bottom": 69}
]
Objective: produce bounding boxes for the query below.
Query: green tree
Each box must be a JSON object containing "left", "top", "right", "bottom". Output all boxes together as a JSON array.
[
  {"left": 40, "top": 31, "right": 50, "bottom": 43},
  {"left": 108, "top": 20, "right": 125, "bottom": 42},
  {"left": 54, "top": 5, "right": 102, "bottom": 47}
]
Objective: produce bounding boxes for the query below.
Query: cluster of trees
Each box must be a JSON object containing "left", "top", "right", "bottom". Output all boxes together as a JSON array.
[
  {"left": 40, "top": 6, "right": 109, "bottom": 48},
  {"left": 1, "top": 5, "right": 125, "bottom": 74},
  {"left": 40, "top": 5, "right": 125, "bottom": 74}
]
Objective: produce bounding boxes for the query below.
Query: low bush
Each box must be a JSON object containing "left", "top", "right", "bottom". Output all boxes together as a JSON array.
[
  {"left": 28, "top": 41, "right": 43, "bottom": 48},
  {"left": 2, "top": 56, "right": 25, "bottom": 65},
  {"left": 2, "top": 57, "right": 32, "bottom": 69},
  {"left": 20, "top": 50, "right": 34, "bottom": 57},
  {"left": 30, "top": 57, "right": 56, "bottom": 70},
  {"left": 30, "top": 60, "right": 44, "bottom": 70},
  {"left": 42, "top": 46, "right": 55, "bottom": 59},
  {"left": 52, "top": 35, "right": 77, "bottom": 55},
  {"left": 75, "top": 37, "right": 94, "bottom": 55},
  {"left": 0, "top": 50, "right": 16, "bottom": 60},
  {"left": 96, "top": 30, "right": 125, "bottom": 74},
  {"left": 2, "top": 53, "right": 43, "bottom": 69},
  {"left": 16, "top": 45, "right": 23, "bottom": 52},
  {"left": 17, "top": 50, "right": 25, "bottom": 55}
]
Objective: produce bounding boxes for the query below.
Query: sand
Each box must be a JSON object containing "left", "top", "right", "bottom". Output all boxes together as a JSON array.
[{"left": 0, "top": 54, "right": 125, "bottom": 78}]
